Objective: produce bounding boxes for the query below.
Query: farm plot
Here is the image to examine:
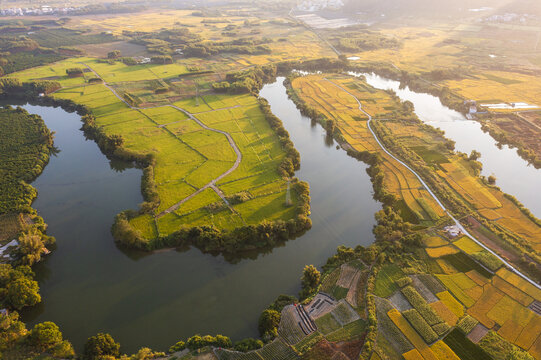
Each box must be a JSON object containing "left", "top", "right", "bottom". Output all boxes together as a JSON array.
[
  {"left": 443, "top": 329, "right": 492, "bottom": 360},
  {"left": 306, "top": 293, "right": 337, "bottom": 319},
  {"left": 278, "top": 306, "right": 311, "bottom": 345},
  {"left": 375, "top": 297, "right": 414, "bottom": 355},
  {"left": 374, "top": 264, "right": 405, "bottom": 298},
  {"left": 52, "top": 76, "right": 299, "bottom": 238},
  {"left": 330, "top": 301, "right": 360, "bottom": 326},
  {"left": 291, "top": 75, "right": 446, "bottom": 224}
]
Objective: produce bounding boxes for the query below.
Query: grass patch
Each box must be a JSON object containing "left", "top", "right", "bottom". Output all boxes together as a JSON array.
[
  {"left": 374, "top": 264, "right": 404, "bottom": 298},
  {"left": 325, "top": 319, "right": 366, "bottom": 342},
  {"left": 315, "top": 313, "right": 341, "bottom": 335}
]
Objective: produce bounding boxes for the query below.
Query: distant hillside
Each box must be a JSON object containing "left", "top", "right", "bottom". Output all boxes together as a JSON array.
[
  {"left": 343, "top": 0, "right": 513, "bottom": 18},
  {"left": 495, "top": 0, "right": 541, "bottom": 16}
]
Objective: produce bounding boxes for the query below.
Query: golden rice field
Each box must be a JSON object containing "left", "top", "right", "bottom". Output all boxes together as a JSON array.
[
  {"left": 345, "top": 27, "right": 463, "bottom": 73},
  {"left": 436, "top": 291, "right": 464, "bottom": 318},
  {"left": 453, "top": 236, "right": 483, "bottom": 254},
  {"left": 430, "top": 301, "right": 458, "bottom": 326},
  {"left": 425, "top": 245, "right": 459, "bottom": 258},
  {"left": 430, "top": 340, "right": 460, "bottom": 360},
  {"left": 437, "top": 159, "right": 541, "bottom": 251},
  {"left": 291, "top": 75, "right": 446, "bottom": 224},
  {"left": 431, "top": 266, "right": 541, "bottom": 357},
  {"left": 444, "top": 71, "right": 541, "bottom": 107},
  {"left": 387, "top": 309, "right": 439, "bottom": 360},
  {"left": 424, "top": 236, "right": 449, "bottom": 248}
]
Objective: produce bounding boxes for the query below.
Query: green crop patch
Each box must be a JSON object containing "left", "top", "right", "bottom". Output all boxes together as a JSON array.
[
  {"left": 374, "top": 264, "right": 405, "bottom": 298},
  {"left": 442, "top": 252, "right": 492, "bottom": 278},
  {"left": 325, "top": 319, "right": 366, "bottom": 342},
  {"left": 315, "top": 313, "right": 341, "bottom": 335},
  {"left": 443, "top": 329, "right": 492, "bottom": 360}
]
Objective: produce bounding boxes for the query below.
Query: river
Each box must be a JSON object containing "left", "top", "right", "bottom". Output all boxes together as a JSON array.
[
  {"left": 19, "top": 76, "right": 380, "bottom": 353},
  {"left": 358, "top": 73, "right": 541, "bottom": 218}
]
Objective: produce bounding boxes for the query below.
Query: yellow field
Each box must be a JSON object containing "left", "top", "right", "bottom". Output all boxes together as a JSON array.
[
  {"left": 424, "top": 236, "right": 449, "bottom": 247},
  {"left": 444, "top": 71, "right": 541, "bottom": 107},
  {"left": 465, "top": 270, "right": 489, "bottom": 287},
  {"left": 467, "top": 285, "right": 504, "bottom": 328},
  {"left": 496, "top": 268, "right": 541, "bottom": 301},
  {"left": 516, "top": 314, "right": 541, "bottom": 351},
  {"left": 430, "top": 340, "right": 460, "bottom": 360},
  {"left": 402, "top": 349, "right": 424, "bottom": 360},
  {"left": 438, "top": 160, "right": 541, "bottom": 251},
  {"left": 438, "top": 162, "right": 502, "bottom": 210},
  {"left": 426, "top": 245, "right": 459, "bottom": 258},
  {"left": 291, "top": 75, "right": 446, "bottom": 224},
  {"left": 436, "top": 291, "right": 464, "bottom": 318},
  {"left": 346, "top": 27, "right": 463, "bottom": 73},
  {"left": 453, "top": 236, "right": 483, "bottom": 254},
  {"left": 436, "top": 274, "right": 478, "bottom": 308},
  {"left": 387, "top": 309, "right": 438, "bottom": 360},
  {"left": 436, "top": 259, "right": 458, "bottom": 274},
  {"left": 430, "top": 300, "right": 458, "bottom": 326},
  {"left": 492, "top": 276, "right": 533, "bottom": 307}
]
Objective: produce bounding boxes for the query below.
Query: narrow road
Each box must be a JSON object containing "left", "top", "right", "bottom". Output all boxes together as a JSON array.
[
  {"left": 325, "top": 78, "right": 541, "bottom": 290},
  {"left": 81, "top": 63, "right": 242, "bottom": 218}
]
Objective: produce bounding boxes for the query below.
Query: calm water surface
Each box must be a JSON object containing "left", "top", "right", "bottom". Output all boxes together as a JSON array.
[
  {"left": 20, "top": 77, "right": 380, "bottom": 353},
  {"left": 360, "top": 73, "right": 541, "bottom": 218}
]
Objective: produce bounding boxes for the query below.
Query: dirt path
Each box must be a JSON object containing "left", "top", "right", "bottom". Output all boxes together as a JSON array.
[
  {"left": 81, "top": 63, "right": 243, "bottom": 218},
  {"left": 325, "top": 78, "right": 541, "bottom": 290}
]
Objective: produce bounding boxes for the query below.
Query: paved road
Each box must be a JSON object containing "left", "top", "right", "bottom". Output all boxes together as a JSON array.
[
  {"left": 81, "top": 63, "right": 242, "bottom": 218},
  {"left": 325, "top": 78, "right": 541, "bottom": 290}
]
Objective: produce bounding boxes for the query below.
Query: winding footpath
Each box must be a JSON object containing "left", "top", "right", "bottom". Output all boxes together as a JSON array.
[
  {"left": 325, "top": 78, "right": 541, "bottom": 290},
  {"left": 81, "top": 63, "right": 242, "bottom": 218}
]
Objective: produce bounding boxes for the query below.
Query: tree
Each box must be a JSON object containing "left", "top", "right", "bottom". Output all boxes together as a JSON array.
[
  {"left": 488, "top": 175, "right": 496, "bottom": 185},
  {"left": 469, "top": 150, "right": 481, "bottom": 161},
  {"left": 6, "top": 276, "right": 40, "bottom": 310},
  {"left": 83, "top": 333, "right": 120, "bottom": 359},
  {"left": 325, "top": 119, "right": 335, "bottom": 135},
  {"left": 258, "top": 309, "right": 280, "bottom": 340},
  {"left": 107, "top": 50, "right": 121, "bottom": 59},
  {"left": 29, "top": 321, "right": 63, "bottom": 350},
  {"left": 234, "top": 338, "right": 263, "bottom": 352},
  {"left": 301, "top": 265, "right": 320, "bottom": 293},
  {"left": 168, "top": 340, "right": 185, "bottom": 353},
  {"left": 186, "top": 335, "right": 203, "bottom": 350},
  {"left": 18, "top": 231, "right": 45, "bottom": 265}
]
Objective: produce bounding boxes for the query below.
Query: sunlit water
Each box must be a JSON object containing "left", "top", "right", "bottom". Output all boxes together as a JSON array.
[
  {"left": 358, "top": 73, "right": 541, "bottom": 218},
  {"left": 18, "top": 77, "right": 380, "bottom": 353}
]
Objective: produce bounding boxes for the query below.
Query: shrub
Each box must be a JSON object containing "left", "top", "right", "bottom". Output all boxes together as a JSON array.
[
  {"left": 83, "top": 333, "right": 120, "bottom": 359},
  {"left": 234, "top": 338, "right": 263, "bottom": 352},
  {"left": 29, "top": 322, "right": 63, "bottom": 350},
  {"left": 66, "top": 67, "right": 83, "bottom": 77},
  {"left": 258, "top": 309, "right": 280, "bottom": 340},
  {"left": 396, "top": 276, "right": 412, "bottom": 288},
  {"left": 168, "top": 340, "right": 185, "bottom": 353}
]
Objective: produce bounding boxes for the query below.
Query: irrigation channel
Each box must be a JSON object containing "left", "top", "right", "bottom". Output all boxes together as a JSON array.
[
  {"left": 18, "top": 76, "right": 381, "bottom": 353},
  {"left": 356, "top": 72, "right": 541, "bottom": 218}
]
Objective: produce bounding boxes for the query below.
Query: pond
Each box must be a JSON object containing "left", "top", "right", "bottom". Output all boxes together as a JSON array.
[{"left": 19, "top": 76, "right": 381, "bottom": 353}]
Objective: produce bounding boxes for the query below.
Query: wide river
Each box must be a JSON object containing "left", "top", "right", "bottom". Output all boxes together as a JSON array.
[
  {"left": 20, "top": 77, "right": 381, "bottom": 353},
  {"left": 359, "top": 73, "right": 541, "bottom": 218}
]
